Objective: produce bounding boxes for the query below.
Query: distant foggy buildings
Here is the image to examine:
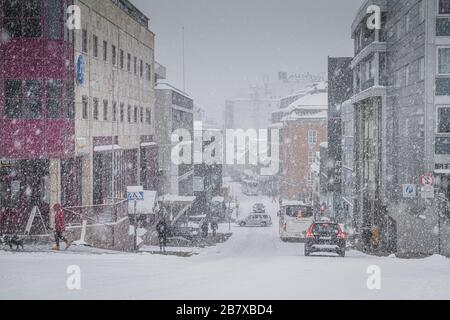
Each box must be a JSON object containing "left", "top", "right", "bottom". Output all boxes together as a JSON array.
[{"left": 225, "top": 72, "right": 324, "bottom": 130}]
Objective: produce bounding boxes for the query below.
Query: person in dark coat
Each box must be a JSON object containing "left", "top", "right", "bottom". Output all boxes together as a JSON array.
[
  {"left": 52, "top": 203, "right": 71, "bottom": 251},
  {"left": 201, "top": 220, "right": 209, "bottom": 238},
  {"left": 211, "top": 221, "right": 219, "bottom": 237},
  {"left": 156, "top": 219, "right": 168, "bottom": 253}
]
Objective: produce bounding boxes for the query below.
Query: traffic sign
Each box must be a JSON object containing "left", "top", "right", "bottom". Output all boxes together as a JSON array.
[
  {"left": 419, "top": 174, "right": 435, "bottom": 199},
  {"left": 420, "top": 174, "right": 435, "bottom": 188},
  {"left": 403, "top": 184, "right": 417, "bottom": 198},
  {"left": 127, "top": 191, "right": 144, "bottom": 201}
]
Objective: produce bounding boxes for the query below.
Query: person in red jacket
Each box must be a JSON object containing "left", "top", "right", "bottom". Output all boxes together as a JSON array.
[{"left": 52, "top": 203, "right": 71, "bottom": 251}]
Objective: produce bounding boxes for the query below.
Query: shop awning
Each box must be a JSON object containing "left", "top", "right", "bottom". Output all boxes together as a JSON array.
[
  {"left": 435, "top": 169, "right": 450, "bottom": 175},
  {"left": 141, "top": 142, "right": 157, "bottom": 148},
  {"left": 94, "top": 144, "right": 122, "bottom": 152},
  {"left": 159, "top": 195, "right": 196, "bottom": 203}
]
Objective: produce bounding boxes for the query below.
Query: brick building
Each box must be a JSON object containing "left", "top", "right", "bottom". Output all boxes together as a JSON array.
[{"left": 279, "top": 84, "right": 328, "bottom": 202}]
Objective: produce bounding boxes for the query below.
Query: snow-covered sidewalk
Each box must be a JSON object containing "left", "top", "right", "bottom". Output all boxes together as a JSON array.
[{"left": 1, "top": 185, "right": 450, "bottom": 300}]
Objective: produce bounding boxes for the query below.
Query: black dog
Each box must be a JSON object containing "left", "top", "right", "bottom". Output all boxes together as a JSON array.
[{"left": 1, "top": 235, "right": 24, "bottom": 250}]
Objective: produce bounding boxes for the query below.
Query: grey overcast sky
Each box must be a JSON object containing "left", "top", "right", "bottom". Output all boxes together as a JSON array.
[{"left": 132, "top": 0, "right": 363, "bottom": 121}]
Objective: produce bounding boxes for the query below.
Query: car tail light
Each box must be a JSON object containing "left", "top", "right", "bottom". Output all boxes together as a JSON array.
[
  {"left": 306, "top": 225, "right": 315, "bottom": 239},
  {"left": 337, "top": 227, "right": 346, "bottom": 240}
]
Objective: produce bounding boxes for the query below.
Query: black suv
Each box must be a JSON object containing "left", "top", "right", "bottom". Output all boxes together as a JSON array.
[{"left": 304, "top": 222, "right": 346, "bottom": 257}]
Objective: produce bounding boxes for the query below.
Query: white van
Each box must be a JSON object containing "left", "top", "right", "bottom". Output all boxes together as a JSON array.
[{"left": 279, "top": 201, "right": 314, "bottom": 241}]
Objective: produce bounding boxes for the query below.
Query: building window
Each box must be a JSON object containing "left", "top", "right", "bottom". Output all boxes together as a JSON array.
[
  {"left": 120, "top": 103, "right": 124, "bottom": 122},
  {"left": 406, "top": 12, "right": 411, "bottom": 33},
  {"left": 419, "top": 57, "right": 425, "bottom": 81},
  {"left": 4, "top": 80, "right": 42, "bottom": 119},
  {"left": 134, "top": 57, "right": 137, "bottom": 74},
  {"left": 44, "top": 0, "right": 61, "bottom": 40},
  {"left": 419, "top": 0, "right": 425, "bottom": 22},
  {"left": 145, "top": 108, "right": 151, "bottom": 124},
  {"left": 396, "top": 18, "right": 404, "bottom": 39},
  {"left": 4, "top": 0, "right": 42, "bottom": 38},
  {"left": 82, "top": 96, "right": 89, "bottom": 120},
  {"left": 439, "top": 0, "right": 450, "bottom": 15},
  {"left": 438, "top": 47, "right": 450, "bottom": 75},
  {"left": 25, "top": 80, "right": 42, "bottom": 119},
  {"left": 24, "top": 0, "right": 41, "bottom": 38},
  {"left": 112, "top": 102, "right": 117, "bottom": 121},
  {"left": 93, "top": 34, "right": 98, "bottom": 58},
  {"left": 120, "top": 50, "right": 124, "bottom": 69},
  {"left": 146, "top": 63, "right": 152, "bottom": 81},
  {"left": 308, "top": 130, "right": 317, "bottom": 144},
  {"left": 65, "top": 81, "right": 75, "bottom": 119},
  {"left": 103, "top": 100, "right": 108, "bottom": 121},
  {"left": 308, "top": 151, "right": 316, "bottom": 165},
  {"left": 93, "top": 98, "right": 99, "bottom": 120},
  {"left": 112, "top": 45, "right": 117, "bottom": 65},
  {"left": 307, "top": 172, "right": 313, "bottom": 186},
  {"left": 406, "top": 64, "right": 412, "bottom": 85},
  {"left": 437, "top": 0, "right": 450, "bottom": 36},
  {"left": 134, "top": 106, "right": 138, "bottom": 123},
  {"left": 127, "top": 53, "right": 131, "bottom": 72},
  {"left": 103, "top": 41, "right": 108, "bottom": 61},
  {"left": 140, "top": 60, "right": 143, "bottom": 77},
  {"left": 82, "top": 29, "right": 88, "bottom": 53},
  {"left": 127, "top": 105, "right": 131, "bottom": 122},
  {"left": 46, "top": 80, "right": 62, "bottom": 119},
  {"left": 438, "top": 106, "right": 450, "bottom": 133},
  {"left": 140, "top": 107, "right": 144, "bottom": 123}
]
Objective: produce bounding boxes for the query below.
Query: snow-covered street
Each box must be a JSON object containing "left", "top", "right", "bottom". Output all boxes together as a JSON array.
[{"left": 1, "top": 185, "right": 450, "bottom": 300}]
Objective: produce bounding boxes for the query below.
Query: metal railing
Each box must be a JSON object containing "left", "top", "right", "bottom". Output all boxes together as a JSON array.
[{"left": 63, "top": 199, "right": 128, "bottom": 227}]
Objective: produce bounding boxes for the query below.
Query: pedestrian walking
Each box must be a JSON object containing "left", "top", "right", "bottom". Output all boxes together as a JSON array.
[
  {"left": 201, "top": 221, "right": 209, "bottom": 238},
  {"left": 156, "top": 219, "right": 168, "bottom": 253},
  {"left": 211, "top": 221, "right": 219, "bottom": 237},
  {"left": 52, "top": 203, "right": 71, "bottom": 251}
]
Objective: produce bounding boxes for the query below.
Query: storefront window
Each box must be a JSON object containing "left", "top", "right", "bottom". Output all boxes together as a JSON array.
[
  {"left": 41, "top": 176, "right": 50, "bottom": 204},
  {"left": 10, "top": 180, "right": 21, "bottom": 207},
  {"left": 0, "top": 181, "right": 6, "bottom": 208}
]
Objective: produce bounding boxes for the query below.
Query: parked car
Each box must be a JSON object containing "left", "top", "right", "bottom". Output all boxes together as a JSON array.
[
  {"left": 238, "top": 214, "right": 272, "bottom": 227},
  {"left": 252, "top": 203, "right": 266, "bottom": 213},
  {"left": 304, "top": 222, "right": 346, "bottom": 257},
  {"left": 169, "top": 225, "right": 200, "bottom": 241}
]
